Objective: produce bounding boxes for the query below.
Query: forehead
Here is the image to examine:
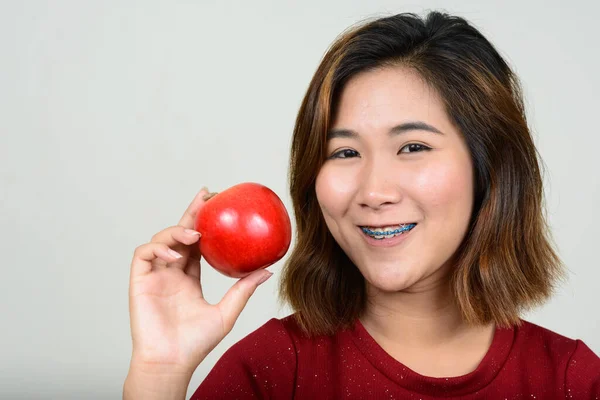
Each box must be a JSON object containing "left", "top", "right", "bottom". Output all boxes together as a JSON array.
[{"left": 331, "top": 66, "right": 451, "bottom": 132}]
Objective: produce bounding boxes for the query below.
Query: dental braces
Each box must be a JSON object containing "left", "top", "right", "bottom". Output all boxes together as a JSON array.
[{"left": 361, "top": 223, "right": 417, "bottom": 236}]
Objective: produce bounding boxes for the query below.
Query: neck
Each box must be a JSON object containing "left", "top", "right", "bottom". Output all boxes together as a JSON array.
[
  {"left": 360, "top": 276, "right": 487, "bottom": 349},
  {"left": 358, "top": 272, "right": 496, "bottom": 377}
]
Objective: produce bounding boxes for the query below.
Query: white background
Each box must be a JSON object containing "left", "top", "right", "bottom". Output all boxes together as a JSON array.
[{"left": 1, "top": 0, "right": 598, "bottom": 398}]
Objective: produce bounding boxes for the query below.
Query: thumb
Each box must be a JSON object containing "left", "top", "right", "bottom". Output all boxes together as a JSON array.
[{"left": 217, "top": 270, "right": 273, "bottom": 333}]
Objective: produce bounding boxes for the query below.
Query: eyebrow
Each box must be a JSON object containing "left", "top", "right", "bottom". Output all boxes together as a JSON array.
[{"left": 326, "top": 121, "right": 444, "bottom": 141}]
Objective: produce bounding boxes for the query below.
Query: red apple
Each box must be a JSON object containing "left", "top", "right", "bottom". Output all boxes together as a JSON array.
[{"left": 194, "top": 182, "right": 292, "bottom": 278}]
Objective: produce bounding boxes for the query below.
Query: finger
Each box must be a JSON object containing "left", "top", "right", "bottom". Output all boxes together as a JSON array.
[
  {"left": 178, "top": 187, "right": 211, "bottom": 229},
  {"left": 184, "top": 258, "right": 200, "bottom": 281},
  {"left": 150, "top": 225, "right": 202, "bottom": 249},
  {"left": 131, "top": 243, "right": 184, "bottom": 277},
  {"left": 217, "top": 270, "right": 273, "bottom": 334},
  {"left": 149, "top": 225, "right": 201, "bottom": 270},
  {"left": 184, "top": 238, "right": 202, "bottom": 289},
  {"left": 182, "top": 249, "right": 202, "bottom": 297}
]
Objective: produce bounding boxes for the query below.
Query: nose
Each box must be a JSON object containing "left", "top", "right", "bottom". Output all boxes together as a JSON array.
[{"left": 357, "top": 159, "right": 403, "bottom": 210}]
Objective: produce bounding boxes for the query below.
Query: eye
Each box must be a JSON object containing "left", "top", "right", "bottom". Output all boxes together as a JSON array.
[
  {"left": 329, "top": 149, "right": 359, "bottom": 159},
  {"left": 398, "top": 143, "right": 431, "bottom": 154}
]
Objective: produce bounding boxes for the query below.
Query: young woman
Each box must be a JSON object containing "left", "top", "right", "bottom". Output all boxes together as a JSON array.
[{"left": 124, "top": 11, "right": 600, "bottom": 399}]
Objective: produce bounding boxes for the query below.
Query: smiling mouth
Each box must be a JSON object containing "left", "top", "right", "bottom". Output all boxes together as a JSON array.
[{"left": 359, "top": 223, "right": 417, "bottom": 240}]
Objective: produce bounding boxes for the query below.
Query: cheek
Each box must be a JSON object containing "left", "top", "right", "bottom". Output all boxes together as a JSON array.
[
  {"left": 315, "top": 165, "right": 358, "bottom": 215},
  {"left": 413, "top": 158, "right": 473, "bottom": 212}
]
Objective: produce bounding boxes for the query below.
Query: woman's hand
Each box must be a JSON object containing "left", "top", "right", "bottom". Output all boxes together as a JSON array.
[{"left": 127, "top": 187, "right": 273, "bottom": 374}]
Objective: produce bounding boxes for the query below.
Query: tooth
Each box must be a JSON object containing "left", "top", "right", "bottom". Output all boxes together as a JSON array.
[
  {"left": 366, "top": 224, "right": 413, "bottom": 231},
  {"left": 365, "top": 224, "right": 414, "bottom": 239},
  {"left": 369, "top": 227, "right": 393, "bottom": 232},
  {"left": 362, "top": 223, "right": 416, "bottom": 240}
]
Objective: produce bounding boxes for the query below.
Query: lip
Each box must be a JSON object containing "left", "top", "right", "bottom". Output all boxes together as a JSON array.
[
  {"left": 359, "top": 222, "right": 416, "bottom": 228},
  {"left": 357, "top": 224, "right": 417, "bottom": 248}
]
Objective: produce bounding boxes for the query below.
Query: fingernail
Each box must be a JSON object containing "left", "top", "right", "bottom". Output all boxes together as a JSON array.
[
  {"left": 202, "top": 192, "right": 218, "bottom": 202},
  {"left": 184, "top": 229, "right": 201, "bottom": 236},
  {"left": 168, "top": 249, "right": 183, "bottom": 259},
  {"left": 257, "top": 271, "right": 273, "bottom": 286}
]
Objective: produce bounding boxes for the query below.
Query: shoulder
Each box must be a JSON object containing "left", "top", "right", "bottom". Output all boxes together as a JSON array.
[
  {"left": 219, "top": 315, "right": 300, "bottom": 371},
  {"left": 191, "top": 316, "right": 302, "bottom": 399},
  {"left": 515, "top": 319, "right": 596, "bottom": 361},
  {"left": 227, "top": 314, "right": 304, "bottom": 357},
  {"left": 516, "top": 320, "right": 600, "bottom": 396},
  {"left": 228, "top": 313, "right": 317, "bottom": 349},
  {"left": 516, "top": 320, "right": 598, "bottom": 357},
  {"left": 516, "top": 320, "right": 579, "bottom": 351}
]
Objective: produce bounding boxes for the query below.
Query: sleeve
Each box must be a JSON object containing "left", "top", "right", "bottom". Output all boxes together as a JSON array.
[
  {"left": 190, "top": 318, "right": 297, "bottom": 400},
  {"left": 564, "top": 340, "right": 600, "bottom": 399}
]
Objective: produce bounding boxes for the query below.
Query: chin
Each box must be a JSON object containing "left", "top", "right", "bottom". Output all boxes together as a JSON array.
[{"left": 359, "top": 260, "right": 420, "bottom": 293}]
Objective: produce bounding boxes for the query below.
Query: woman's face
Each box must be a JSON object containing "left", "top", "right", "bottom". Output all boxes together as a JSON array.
[{"left": 315, "top": 66, "right": 474, "bottom": 293}]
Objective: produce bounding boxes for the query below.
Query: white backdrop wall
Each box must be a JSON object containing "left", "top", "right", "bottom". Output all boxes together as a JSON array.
[{"left": 1, "top": 1, "right": 598, "bottom": 398}]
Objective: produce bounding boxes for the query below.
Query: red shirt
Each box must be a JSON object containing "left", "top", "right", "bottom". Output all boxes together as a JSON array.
[{"left": 191, "top": 315, "right": 600, "bottom": 399}]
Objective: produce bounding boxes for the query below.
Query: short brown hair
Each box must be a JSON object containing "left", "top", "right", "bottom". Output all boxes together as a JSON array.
[{"left": 279, "top": 11, "right": 565, "bottom": 336}]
